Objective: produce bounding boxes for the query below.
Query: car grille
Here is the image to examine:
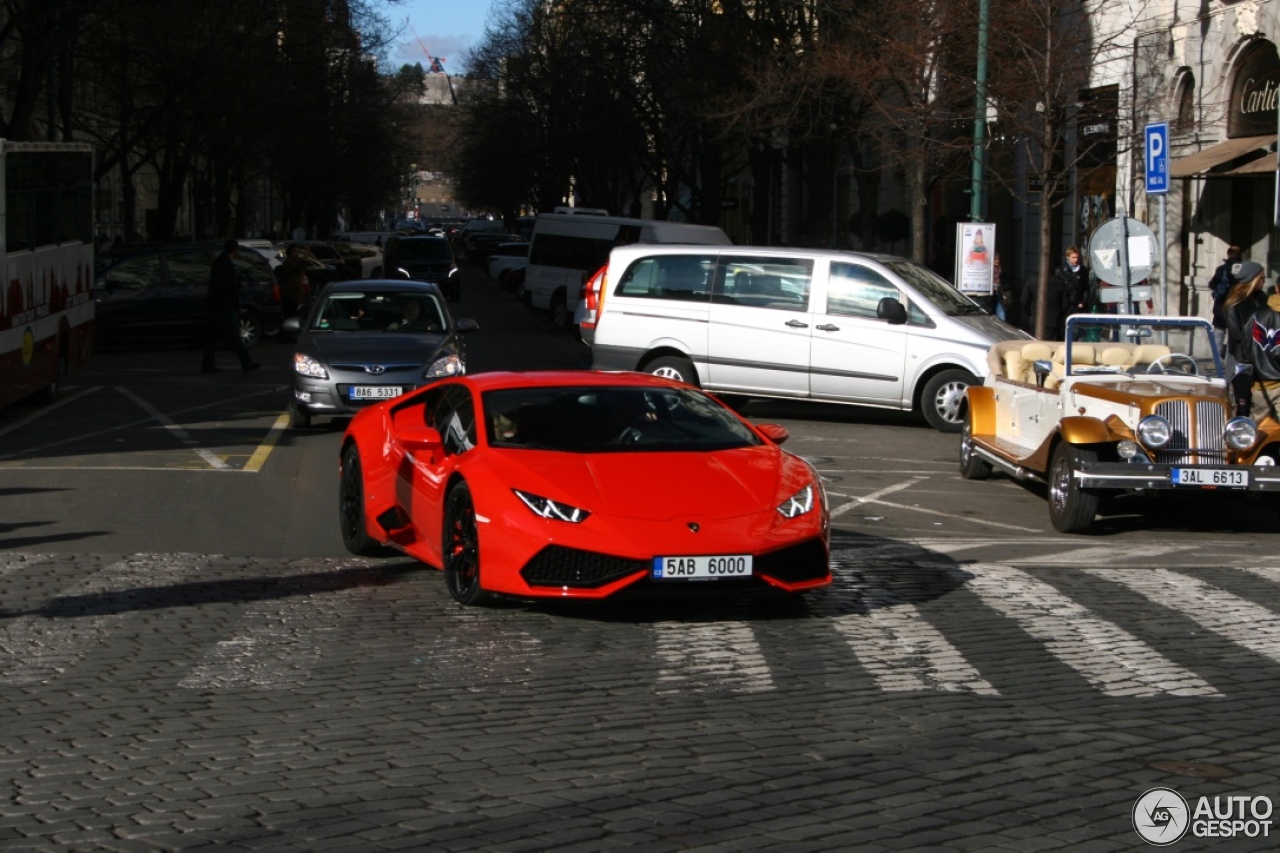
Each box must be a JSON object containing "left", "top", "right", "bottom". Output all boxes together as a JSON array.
[
  {"left": 1154, "top": 400, "right": 1227, "bottom": 465},
  {"left": 520, "top": 546, "right": 647, "bottom": 588},
  {"left": 755, "top": 538, "right": 830, "bottom": 583},
  {"left": 331, "top": 363, "right": 422, "bottom": 373}
]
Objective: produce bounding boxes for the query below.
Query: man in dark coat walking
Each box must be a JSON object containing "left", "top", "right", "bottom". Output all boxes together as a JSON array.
[
  {"left": 201, "top": 239, "right": 261, "bottom": 373},
  {"left": 1020, "top": 254, "right": 1073, "bottom": 339}
]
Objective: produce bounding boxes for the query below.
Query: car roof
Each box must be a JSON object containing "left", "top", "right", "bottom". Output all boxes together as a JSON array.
[
  {"left": 454, "top": 370, "right": 686, "bottom": 394},
  {"left": 315, "top": 278, "right": 445, "bottom": 296}
]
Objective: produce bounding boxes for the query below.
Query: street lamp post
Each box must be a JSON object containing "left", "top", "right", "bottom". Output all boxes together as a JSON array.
[{"left": 970, "top": 0, "right": 990, "bottom": 221}]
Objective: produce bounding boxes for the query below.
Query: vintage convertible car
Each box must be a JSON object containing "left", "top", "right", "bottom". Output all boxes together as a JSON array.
[{"left": 960, "top": 314, "right": 1280, "bottom": 533}]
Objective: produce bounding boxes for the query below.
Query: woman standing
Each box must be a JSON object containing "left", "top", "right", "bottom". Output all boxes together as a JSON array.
[{"left": 1223, "top": 260, "right": 1269, "bottom": 415}]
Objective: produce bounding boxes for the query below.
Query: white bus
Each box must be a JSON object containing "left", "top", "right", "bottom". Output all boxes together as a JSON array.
[
  {"left": 522, "top": 212, "right": 731, "bottom": 331},
  {"left": 0, "top": 141, "right": 94, "bottom": 409}
]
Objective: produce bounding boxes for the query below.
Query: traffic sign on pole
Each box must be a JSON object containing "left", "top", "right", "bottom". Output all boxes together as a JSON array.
[{"left": 1145, "top": 123, "right": 1169, "bottom": 195}]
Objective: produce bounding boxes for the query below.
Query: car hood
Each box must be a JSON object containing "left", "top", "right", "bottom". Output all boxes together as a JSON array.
[
  {"left": 307, "top": 331, "right": 449, "bottom": 363},
  {"left": 952, "top": 313, "right": 1028, "bottom": 342},
  {"left": 492, "top": 445, "right": 787, "bottom": 520}
]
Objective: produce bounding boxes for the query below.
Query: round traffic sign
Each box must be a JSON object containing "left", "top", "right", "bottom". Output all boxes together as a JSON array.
[{"left": 1089, "top": 216, "right": 1157, "bottom": 286}]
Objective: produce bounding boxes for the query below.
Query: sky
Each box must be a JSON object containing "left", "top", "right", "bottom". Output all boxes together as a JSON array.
[{"left": 390, "top": 0, "right": 505, "bottom": 75}]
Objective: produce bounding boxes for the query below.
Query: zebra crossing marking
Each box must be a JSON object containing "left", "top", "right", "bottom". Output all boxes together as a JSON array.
[
  {"left": 654, "top": 621, "right": 774, "bottom": 694},
  {"left": 833, "top": 604, "right": 998, "bottom": 695},
  {"left": 959, "top": 563, "right": 1221, "bottom": 698},
  {"left": 1088, "top": 567, "right": 1280, "bottom": 668}
]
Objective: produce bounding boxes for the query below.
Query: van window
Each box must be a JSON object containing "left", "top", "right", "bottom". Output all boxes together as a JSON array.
[
  {"left": 616, "top": 255, "right": 715, "bottom": 301},
  {"left": 715, "top": 257, "right": 813, "bottom": 311},
  {"left": 828, "top": 262, "right": 901, "bottom": 318}
]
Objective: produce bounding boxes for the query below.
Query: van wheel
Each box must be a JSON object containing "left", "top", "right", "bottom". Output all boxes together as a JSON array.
[
  {"left": 238, "top": 311, "right": 262, "bottom": 349},
  {"left": 920, "top": 369, "right": 977, "bottom": 432},
  {"left": 645, "top": 356, "right": 699, "bottom": 386},
  {"left": 550, "top": 293, "right": 571, "bottom": 331}
]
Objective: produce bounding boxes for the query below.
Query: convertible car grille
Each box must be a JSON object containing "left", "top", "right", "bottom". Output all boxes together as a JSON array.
[
  {"left": 520, "top": 546, "right": 647, "bottom": 589},
  {"left": 1153, "top": 400, "right": 1227, "bottom": 465},
  {"left": 755, "top": 538, "right": 831, "bottom": 583}
]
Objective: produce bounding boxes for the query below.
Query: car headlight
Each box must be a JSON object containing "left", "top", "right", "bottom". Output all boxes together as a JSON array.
[
  {"left": 1136, "top": 415, "right": 1171, "bottom": 448},
  {"left": 425, "top": 354, "right": 464, "bottom": 378},
  {"left": 1224, "top": 416, "right": 1259, "bottom": 451},
  {"left": 514, "top": 489, "right": 590, "bottom": 523},
  {"left": 776, "top": 484, "right": 815, "bottom": 518},
  {"left": 293, "top": 352, "right": 328, "bottom": 379}
]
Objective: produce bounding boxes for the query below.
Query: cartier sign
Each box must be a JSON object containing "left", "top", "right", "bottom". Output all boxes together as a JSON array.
[{"left": 1229, "top": 40, "right": 1280, "bottom": 138}]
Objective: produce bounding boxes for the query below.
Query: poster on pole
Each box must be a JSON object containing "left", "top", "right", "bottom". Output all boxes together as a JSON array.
[{"left": 954, "top": 223, "right": 995, "bottom": 295}]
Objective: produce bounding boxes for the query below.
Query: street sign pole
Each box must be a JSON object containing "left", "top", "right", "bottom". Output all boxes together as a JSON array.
[{"left": 1145, "top": 123, "right": 1169, "bottom": 339}]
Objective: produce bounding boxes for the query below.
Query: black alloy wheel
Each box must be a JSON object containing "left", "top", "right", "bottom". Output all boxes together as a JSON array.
[
  {"left": 443, "top": 481, "right": 489, "bottom": 605},
  {"left": 339, "top": 444, "right": 384, "bottom": 556}
]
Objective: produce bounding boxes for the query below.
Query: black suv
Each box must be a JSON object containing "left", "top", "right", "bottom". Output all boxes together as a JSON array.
[
  {"left": 93, "top": 243, "right": 282, "bottom": 348},
  {"left": 382, "top": 235, "right": 462, "bottom": 301}
]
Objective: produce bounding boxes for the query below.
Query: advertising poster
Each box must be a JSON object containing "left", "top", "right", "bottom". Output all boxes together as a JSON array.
[{"left": 955, "top": 223, "right": 995, "bottom": 295}]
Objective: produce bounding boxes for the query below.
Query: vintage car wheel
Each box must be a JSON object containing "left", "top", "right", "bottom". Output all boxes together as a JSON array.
[
  {"left": 1048, "top": 443, "right": 1101, "bottom": 534},
  {"left": 645, "top": 355, "right": 699, "bottom": 386},
  {"left": 921, "top": 369, "right": 977, "bottom": 433},
  {"left": 443, "top": 481, "right": 489, "bottom": 606},
  {"left": 339, "top": 444, "right": 385, "bottom": 557},
  {"left": 959, "top": 413, "right": 992, "bottom": 480}
]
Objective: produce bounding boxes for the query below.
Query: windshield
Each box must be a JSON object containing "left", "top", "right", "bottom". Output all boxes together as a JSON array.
[
  {"left": 884, "top": 260, "right": 986, "bottom": 316},
  {"left": 1063, "top": 316, "right": 1223, "bottom": 379},
  {"left": 311, "top": 291, "right": 446, "bottom": 332},
  {"left": 483, "top": 386, "right": 762, "bottom": 452},
  {"left": 394, "top": 239, "right": 452, "bottom": 260}
]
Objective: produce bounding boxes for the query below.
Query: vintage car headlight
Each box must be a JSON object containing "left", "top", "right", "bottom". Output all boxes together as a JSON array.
[
  {"left": 1224, "top": 416, "right": 1259, "bottom": 451},
  {"left": 514, "top": 489, "right": 591, "bottom": 523},
  {"left": 1136, "top": 415, "right": 1172, "bottom": 449},
  {"left": 425, "top": 354, "right": 464, "bottom": 378},
  {"left": 1117, "top": 439, "right": 1142, "bottom": 460},
  {"left": 293, "top": 352, "right": 329, "bottom": 379},
  {"left": 777, "top": 484, "right": 815, "bottom": 518}
]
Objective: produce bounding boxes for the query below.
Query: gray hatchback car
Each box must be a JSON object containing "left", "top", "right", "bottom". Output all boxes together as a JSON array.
[{"left": 282, "top": 280, "right": 478, "bottom": 428}]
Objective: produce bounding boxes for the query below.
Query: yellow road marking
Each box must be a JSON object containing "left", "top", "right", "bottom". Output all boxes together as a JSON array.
[{"left": 244, "top": 413, "right": 290, "bottom": 472}]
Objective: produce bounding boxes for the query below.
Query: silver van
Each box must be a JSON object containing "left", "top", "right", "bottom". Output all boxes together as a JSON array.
[{"left": 588, "top": 246, "right": 1028, "bottom": 431}]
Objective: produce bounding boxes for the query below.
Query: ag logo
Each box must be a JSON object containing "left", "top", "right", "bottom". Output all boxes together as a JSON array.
[{"left": 1133, "top": 787, "right": 1190, "bottom": 845}]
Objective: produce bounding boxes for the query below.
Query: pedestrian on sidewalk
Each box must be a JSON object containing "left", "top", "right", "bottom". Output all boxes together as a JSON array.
[{"left": 201, "top": 239, "right": 261, "bottom": 374}]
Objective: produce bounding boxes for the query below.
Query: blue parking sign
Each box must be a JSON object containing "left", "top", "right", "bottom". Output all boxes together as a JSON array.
[{"left": 1145, "top": 123, "right": 1169, "bottom": 195}]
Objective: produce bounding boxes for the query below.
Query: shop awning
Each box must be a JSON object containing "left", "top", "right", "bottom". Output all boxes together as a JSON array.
[
  {"left": 1221, "top": 154, "right": 1280, "bottom": 176},
  {"left": 1170, "top": 134, "right": 1276, "bottom": 178}
]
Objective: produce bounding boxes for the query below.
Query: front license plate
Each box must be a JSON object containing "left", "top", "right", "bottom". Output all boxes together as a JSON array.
[
  {"left": 652, "top": 554, "right": 753, "bottom": 581},
  {"left": 1172, "top": 468, "right": 1249, "bottom": 488},
  {"left": 350, "top": 386, "right": 403, "bottom": 400}
]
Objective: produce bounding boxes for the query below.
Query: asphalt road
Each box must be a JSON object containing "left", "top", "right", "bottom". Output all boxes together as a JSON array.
[{"left": 1, "top": 266, "right": 1279, "bottom": 850}]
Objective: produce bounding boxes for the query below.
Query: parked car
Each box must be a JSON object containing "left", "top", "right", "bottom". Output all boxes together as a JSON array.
[
  {"left": 961, "top": 313, "right": 1280, "bottom": 533},
  {"left": 453, "top": 218, "right": 505, "bottom": 257},
  {"left": 330, "top": 241, "right": 383, "bottom": 279},
  {"left": 237, "top": 239, "right": 283, "bottom": 269},
  {"left": 282, "top": 279, "right": 479, "bottom": 429},
  {"left": 382, "top": 235, "right": 462, "bottom": 301},
  {"left": 468, "top": 232, "right": 526, "bottom": 267},
  {"left": 485, "top": 242, "right": 530, "bottom": 288},
  {"left": 588, "top": 245, "right": 1027, "bottom": 431},
  {"left": 94, "top": 242, "right": 282, "bottom": 348},
  {"left": 337, "top": 370, "right": 831, "bottom": 605}
]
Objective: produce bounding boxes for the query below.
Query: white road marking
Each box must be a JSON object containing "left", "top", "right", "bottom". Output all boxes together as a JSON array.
[
  {"left": 1018, "top": 545, "right": 1185, "bottom": 565},
  {"left": 829, "top": 478, "right": 928, "bottom": 517},
  {"left": 654, "top": 621, "right": 773, "bottom": 694},
  {"left": 116, "top": 386, "right": 229, "bottom": 469},
  {"left": 828, "top": 477, "right": 1041, "bottom": 532},
  {"left": 833, "top": 604, "right": 998, "bottom": 695},
  {"left": 1088, "top": 567, "right": 1280, "bottom": 667},
  {"left": 0, "top": 387, "right": 102, "bottom": 440},
  {"left": 960, "top": 563, "right": 1220, "bottom": 697},
  {"left": 0, "top": 554, "right": 206, "bottom": 684}
]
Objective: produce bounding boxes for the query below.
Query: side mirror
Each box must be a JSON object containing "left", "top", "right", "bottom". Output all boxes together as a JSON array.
[
  {"left": 455, "top": 317, "right": 479, "bottom": 333},
  {"left": 756, "top": 423, "right": 789, "bottom": 444},
  {"left": 397, "top": 426, "right": 443, "bottom": 458},
  {"left": 282, "top": 316, "right": 301, "bottom": 334},
  {"left": 876, "top": 296, "right": 908, "bottom": 325}
]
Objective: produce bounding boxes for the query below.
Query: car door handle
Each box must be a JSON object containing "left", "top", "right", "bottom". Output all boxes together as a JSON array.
[
  {"left": 816, "top": 323, "right": 840, "bottom": 332},
  {"left": 785, "top": 319, "right": 809, "bottom": 328}
]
